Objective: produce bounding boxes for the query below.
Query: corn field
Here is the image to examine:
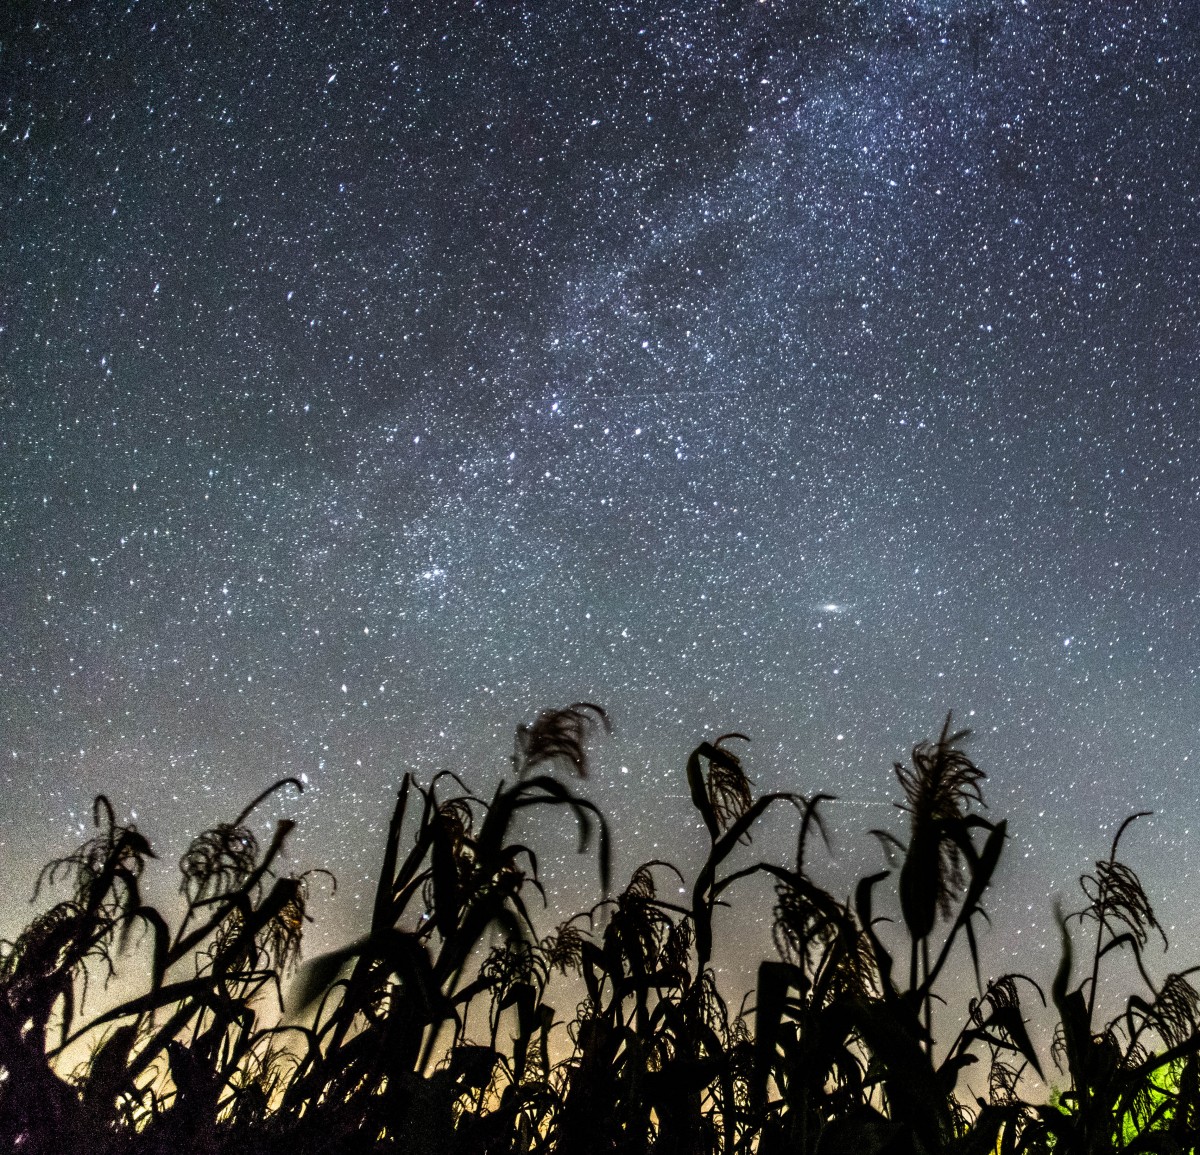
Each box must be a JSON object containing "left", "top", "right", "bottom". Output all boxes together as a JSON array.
[{"left": 2, "top": 704, "right": 1198, "bottom": 1154}]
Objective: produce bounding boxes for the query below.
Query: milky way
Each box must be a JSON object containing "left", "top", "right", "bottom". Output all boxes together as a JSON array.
[{"left": 3, "top": 2, "right": 1199, "bottom": 986}]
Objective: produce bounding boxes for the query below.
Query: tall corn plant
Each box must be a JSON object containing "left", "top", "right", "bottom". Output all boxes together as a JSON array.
[
  {"left": 751, "top": 793, "right": 879, "bottom": 1155},
  {"left": 1017, "top": 814, "right": 1200, "bottom": 1154},
  {"left": 553, "top": 732, "right": 804, "bottom": 1155},
  {"left": 859, "top": 718, "right": 1029, "bottom": 1149},
  {"left": 752, "top": 717, "right": 1046, "bottom": 1155},
  {"left": 0, "top": 779, "right": 313, "bottom": 1154},
  {"left": 279, "top": 703, "right": 612, "bottom": 1153},
  {"left": 0, "top": 795, "right": 156, "bottom": 1150}
]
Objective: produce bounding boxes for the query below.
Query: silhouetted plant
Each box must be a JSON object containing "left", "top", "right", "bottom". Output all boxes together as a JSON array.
[{"left": 2, "top": 705, "right": 1199, "bottom": 1155}]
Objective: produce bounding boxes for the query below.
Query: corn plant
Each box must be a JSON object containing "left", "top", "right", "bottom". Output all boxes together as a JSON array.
[{"left": 2, "top": 705, "right": 1198, "bottom": 1155}]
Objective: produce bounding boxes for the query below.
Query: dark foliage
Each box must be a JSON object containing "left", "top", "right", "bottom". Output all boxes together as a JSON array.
[{"left": 1, "top": 706, "right": 1197, "bottom": 1154}]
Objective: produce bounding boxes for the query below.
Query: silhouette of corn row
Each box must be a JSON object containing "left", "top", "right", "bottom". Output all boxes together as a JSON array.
[{"left": 1, "top": 706, "right": 1197, "bottom": 1154}]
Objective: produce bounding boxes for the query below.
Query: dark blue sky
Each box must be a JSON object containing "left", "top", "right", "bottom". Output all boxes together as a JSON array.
[{"left": 3, "top": 1, "right": 1199, "bottom": 997}]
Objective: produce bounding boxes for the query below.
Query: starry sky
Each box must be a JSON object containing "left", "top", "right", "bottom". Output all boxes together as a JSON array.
[{"left": 3, "top": 1, "right": 1200, "bottom": 992}]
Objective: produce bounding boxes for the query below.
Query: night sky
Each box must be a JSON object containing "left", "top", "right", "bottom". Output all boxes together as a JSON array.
[{"left": 3, "top": 1, "right": 1200, "bottom": 993}]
